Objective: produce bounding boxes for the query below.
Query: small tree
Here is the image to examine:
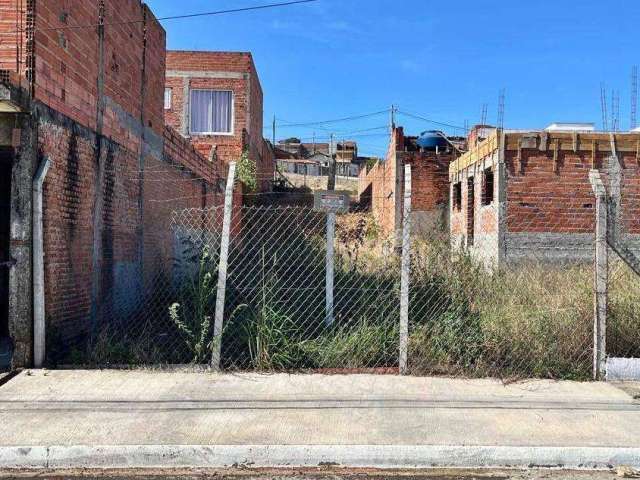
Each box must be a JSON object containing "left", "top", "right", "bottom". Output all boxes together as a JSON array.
[{"left": 237, "top": 149, "right": 258, "bottom": 192}]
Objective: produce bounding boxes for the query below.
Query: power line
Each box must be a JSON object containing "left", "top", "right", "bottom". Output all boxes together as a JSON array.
[
  {"left": 277, "top": 109, "right": 391, "bottom": 127},
  {"left": 4, "top": 0, "right": 319, "bottom": 33},
  {"left": 396, "top": 110, "right": 466, "bottom": 132}
]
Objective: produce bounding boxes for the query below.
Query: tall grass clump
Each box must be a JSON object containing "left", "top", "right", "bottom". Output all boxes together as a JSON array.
[
  {"left": 407, "top": 236, "right": 595, "bottom": 380},
  {"left": 168, "top": 245, "right": 217, "bottom": 364},
  {"left": 607, "top": 260, "right": 640, "bottom": 358}
]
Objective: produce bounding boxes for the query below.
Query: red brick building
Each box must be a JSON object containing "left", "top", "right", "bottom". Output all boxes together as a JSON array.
[
  {"left": 0, "top": 0, "right": 222, "bottom": 367},
  {"left": 450, "top": 127, "right": 640, "bottom": 266},
  {"left": 164, "top": 51, "right": 274, "bottom": 192},
  {"left": 358, "top": 127, "right": 460, "bottom": 238}
]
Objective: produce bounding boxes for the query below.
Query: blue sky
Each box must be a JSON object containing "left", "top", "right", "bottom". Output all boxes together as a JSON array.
[{"left": 147, "top": 0, "right": 639, "bottom": 157}]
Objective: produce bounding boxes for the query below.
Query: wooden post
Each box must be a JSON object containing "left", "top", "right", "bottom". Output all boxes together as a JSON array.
[
  {"left": 399, "top": 164, "right": 412, "bottom": 374},
  {"left": 211, "top": 162, "right": 236, "bottom": 369},
  {"left": 589, "top": 170, "right": 608, "bottom": 380}
]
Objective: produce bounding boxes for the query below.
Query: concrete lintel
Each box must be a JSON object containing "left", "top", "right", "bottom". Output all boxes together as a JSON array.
[{"left": 167, "top": 70, "right": 247, "bottom": 80}]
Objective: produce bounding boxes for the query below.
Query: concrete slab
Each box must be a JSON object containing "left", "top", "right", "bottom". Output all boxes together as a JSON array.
[{"left": 0, "top": 370, "right": 638, "bottom": 469}]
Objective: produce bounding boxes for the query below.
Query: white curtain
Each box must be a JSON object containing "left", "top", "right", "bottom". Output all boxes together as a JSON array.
[{"left": 190, "top": 90, "right": 232, "bottom": 134}]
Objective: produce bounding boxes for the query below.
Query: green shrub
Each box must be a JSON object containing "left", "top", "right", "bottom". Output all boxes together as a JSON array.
[{"left": 168, "top": 246, "right": 217, "bottom": 364}]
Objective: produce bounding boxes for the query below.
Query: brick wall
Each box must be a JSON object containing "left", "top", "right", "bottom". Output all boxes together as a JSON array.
[
  {"left": 358, "top": 128, "right": 399, "bottom": 235},
  {"left": 164, "top": 51, "right": 274, "bottom": 192},
  {"left": 0, "top": 0, "right": 27, "bottom": 83},
  {"left": 450, "top": 131, "right": 640, "bottom": 266},
  {"left": 37, "top": 113, "right": 221, "bottom": 356},
  {"left": 449, "top": 151, "right": 500, "bottom": 265},
  {"left": 404, "top": 148, "right": 455, "bottom": 235},
  {"left": 359, "top": 127, "right": 455, "bottom": 237},
  {"left": 0, "top": 0, "right": 225, "bottom": 365},
  {"left": 503, "top": 132, "right": 640, "bottom": 263}
]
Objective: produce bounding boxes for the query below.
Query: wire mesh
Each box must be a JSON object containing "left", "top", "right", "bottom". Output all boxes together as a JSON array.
[
  {"left": 60, "top": 158, "right": 640, "bottom": 380},
  {"left": 406, "top": 192, "right": 597, "bottom": 380},
  {"left": 173, "top": 205, "right": 401, "bottom": 372},
  {"left": 607, "top": 167, "right": 640, "bottom": 360}
]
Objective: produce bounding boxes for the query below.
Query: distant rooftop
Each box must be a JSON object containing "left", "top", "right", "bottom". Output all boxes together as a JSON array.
[{"left": 544, "top": 122, "right": 595, "bottom": 132}]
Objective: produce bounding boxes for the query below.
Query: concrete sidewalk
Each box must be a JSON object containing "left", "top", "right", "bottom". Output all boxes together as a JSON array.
[{"left": 0, "top": 370, "right": 639, "bottom": 470}]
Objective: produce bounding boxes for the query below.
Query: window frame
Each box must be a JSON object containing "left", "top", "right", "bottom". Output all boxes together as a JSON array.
[
  {"left": 189, "top": 88, "right": 235, "bottom": 136},
  {"left": 482, "top": 167, "right": 494, "bottom": 206},
  {"left": 453, "top": 181, "right": 462, "bottom": 211},
  {"left": 164, "top": 87, "right": 172, "bottom": 110}
]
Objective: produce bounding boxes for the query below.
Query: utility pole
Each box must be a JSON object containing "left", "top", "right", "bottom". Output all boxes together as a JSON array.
[
  {"left": 390, "top": 104, "right": 396, "bottom": 132},
  {"left": 272, "top": 114, "right": 276, "bottom": 146},
  {"left": 328, "top": 133, "right": 336, "bottom": 190},
  {"left": 632, "top": 66, "right": 638, "bottom": 130}
]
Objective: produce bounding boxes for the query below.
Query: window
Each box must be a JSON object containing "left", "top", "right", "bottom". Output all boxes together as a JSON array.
[
  {"left": 482, "top": 167, "right": 494, "bottom": 206},
  {"left": 190, "top": 90, "right": 233, "bottom": 134},
  {"left": 164, "top": 88, "right": 172, "bottom": 110},
  {"left": 453, "top": 182, "right": 462, "bottom": 211}
]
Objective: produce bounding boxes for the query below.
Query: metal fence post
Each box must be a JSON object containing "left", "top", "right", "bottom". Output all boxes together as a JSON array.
[
  {"left": 399, "top": 164, "right": 412, "bottom": 374},
  {"left": 211, "top": 162, "right": 236, "bottom": 370},
  {"left": 589, "top": 170, "right": 608, "bottom": 380},
  {"left": 325, "top": 212, "right": 335, "bottom": 327}
]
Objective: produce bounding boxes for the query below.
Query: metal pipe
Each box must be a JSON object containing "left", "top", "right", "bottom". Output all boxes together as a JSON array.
[{"left": 32, "top": 157, "right": 50, "bottom": 368}]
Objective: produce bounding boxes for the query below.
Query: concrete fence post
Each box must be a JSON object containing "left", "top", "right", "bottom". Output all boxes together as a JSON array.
[
  {"left": 399, "top": 164, "right": 412, "bottom": 374},
  {"left": 325, "top": 211, "right": 335, "bottom": 327},
  {"left": 211, "top": 162, "right": 236, "bottom": 370},
  {"left": 589, "top": 170, "right": 608, "bottom": 380},
  {"left": 33, "top": 157, "right": 51, "bottom": 368}
]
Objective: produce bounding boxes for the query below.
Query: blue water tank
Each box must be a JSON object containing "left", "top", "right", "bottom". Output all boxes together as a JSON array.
[{"left": 416, "top": 130, "right": 448, "bottom": 149}]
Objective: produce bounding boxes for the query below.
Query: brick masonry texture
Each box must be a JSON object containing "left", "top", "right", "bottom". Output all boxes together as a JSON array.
[
  {"left": 164, "top": 51, "right": 274, "bottom": 193},
  {"left": 359, "top": 127, "right": 455, "bottom": 237},
  {"left": 0, "top": 0, "right": 27, "bottom": 80},
  {"left": 450, "top": 131, "right": 640, "bottom": 265},
  {"left": 1, "top": 0, "right": 224, "bottom": 365}
]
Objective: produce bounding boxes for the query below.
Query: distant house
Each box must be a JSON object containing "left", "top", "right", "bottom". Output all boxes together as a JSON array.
[
  {"left": 275, "top": 138, "right": 367, "bottom": 179},
  {"left": 164, "top": 51, "right": 275, "bottom": 191}
]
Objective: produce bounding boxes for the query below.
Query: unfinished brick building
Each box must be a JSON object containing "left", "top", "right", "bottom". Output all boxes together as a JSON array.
[
  {"left": 358, "top": 127, "right": 461, "bottom": 237},
  {"left": 164, "top": 51, "right": 274, "bottom": 192},
  {"left": 450, "top": 127, "right": 640, "bottom": 266},
  {"left": 0, "top": 0, "right": 223, "bottom": 368}
]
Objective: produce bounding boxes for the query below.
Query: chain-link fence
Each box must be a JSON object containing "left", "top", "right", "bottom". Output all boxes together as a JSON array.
[
  {"left": 406, "top": 195, "right": 596, "bottom": 380},
  {"left": 608, "top": 254, "right": 640, "bottom": 360},
  {"left": 60, "top": 160, "right": 640, "bottom": 381},
  {"left": 606, "top": 165, "right": 640, "bottom": 363}
]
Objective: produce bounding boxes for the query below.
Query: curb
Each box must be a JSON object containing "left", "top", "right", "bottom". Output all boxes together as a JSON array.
[{"left": 1, "top": 445, "right": 639, "bottom": 470}]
